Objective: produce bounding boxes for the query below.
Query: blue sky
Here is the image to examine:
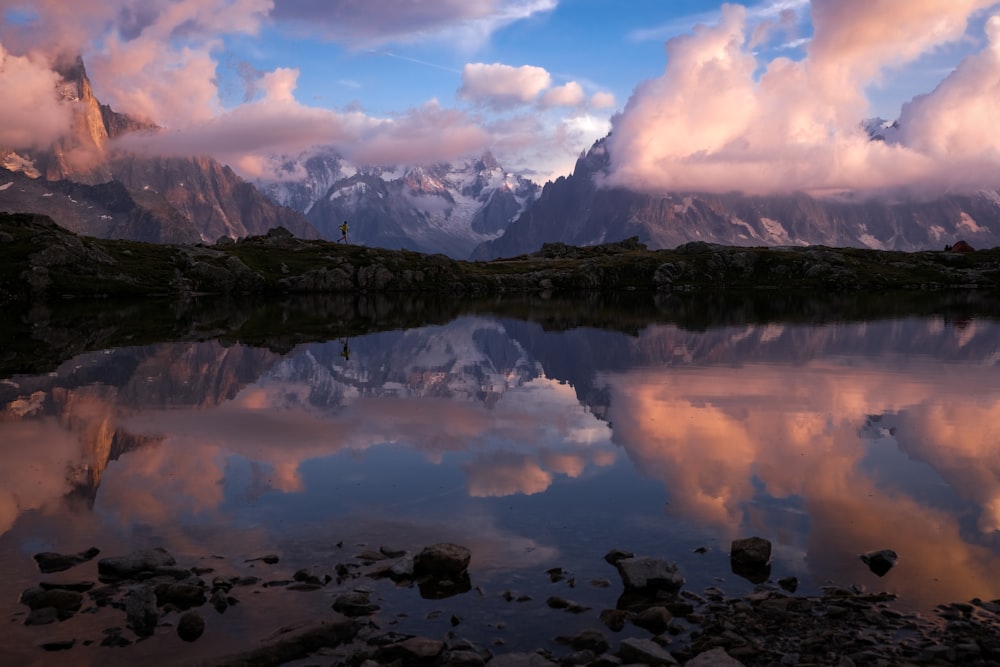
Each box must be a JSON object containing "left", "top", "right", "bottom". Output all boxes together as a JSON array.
[{"left": 3, "top": 1, "right": 1000, "bottom": 194}]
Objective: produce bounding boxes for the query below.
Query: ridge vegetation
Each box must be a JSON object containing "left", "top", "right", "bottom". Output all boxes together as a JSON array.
[{"left": 2, "top": 212, "right": 1000, "bottom": 303}]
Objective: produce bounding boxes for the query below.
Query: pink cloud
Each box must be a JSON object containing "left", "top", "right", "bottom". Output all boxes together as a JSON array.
[
  {"left": 459, "top": 62, "right": 552, "bottom": 109},
  {"left": 589, "top": 91, "right": 617, "bottom": 110},
  {"left": 0, "top": 43, "right": 72, "bottom": 148},
  {"left": 604, "top": 1, "right": 1000, "bottom": 197},
  {"left": 539, "top": 81, "right": 586, "bottom": 108}
]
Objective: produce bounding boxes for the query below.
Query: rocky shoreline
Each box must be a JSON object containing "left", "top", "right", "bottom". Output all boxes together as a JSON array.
[
  {"left": 13, "top": 538, "right": 1000, "bottom": 666},
  {"left": 4, "top": 212, "right": 1000, "bottom": 302}
]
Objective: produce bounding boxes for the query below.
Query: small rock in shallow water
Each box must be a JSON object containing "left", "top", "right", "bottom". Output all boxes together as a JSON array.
[
  {"left": 860, "top": 549, "right": 898, "bottom": 576},
  {"left": 613, "top": 556, "right": 685, "bottom": 594},
  {"left": 730, "top": 537, "right": 772, "bottom": 583},
  {"left": 414, "top": 543, "right": 471, "bottom": 577},
  {"left": 177, "top": 610, "right": 205, "bottom": 642},
  {"left": 730, "top": 537, "right": 772, "bottom": 568},
  {"left": 603, "top": 549, "right": 634, "bottom": 565},
  {"left": 778, "top": 576, "right": 799, "bottom": 592},
  {"left": 124, "top": 586, "right": 159, "bottom": 637}
]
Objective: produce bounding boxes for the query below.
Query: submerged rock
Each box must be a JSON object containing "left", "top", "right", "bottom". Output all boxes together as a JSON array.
[
  {"left": 19, "top": 587, "right": 83, "bottom": 620},
  {"left": 98, "top": 547, "right": 176, "bottom": 581}
]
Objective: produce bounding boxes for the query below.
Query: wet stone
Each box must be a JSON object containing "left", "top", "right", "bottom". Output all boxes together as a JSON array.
[
  {"left": 376, "top": 636, "right": 446, "bottom": 663},
  {"left": 24, "top": 607, "right": 59, "bottom": 626},
  {"left": 599, "top": 608, "right": 629, "bottom": 632},
  {"left": 20, "top": 587, "right": 83, "bottom": 619},
  {"left": 99, "top": 548, "right": 176, "bottom": 581},
  {"left": 684, "top": 647, "right": 748, "bottom": 666},
  {"left": 556, "top": 629, "right": 609, "bottom": 654},
  {"left": 332, "top": 591, "right": 380, "bottom": 617},
  {"left": 33, "top": 547, "right": 100, "bottom": 573},
  {"left": 613, "top": 556, "right": 685, "bottom": 594},
  {"left": 244, "top": 553, "right": 280, "bottom": 564},
  {"left": 155, "top": 583, "right": 207, "bottom": 609},
  {"left": 633, "top": 606, "right": 673, "bottom": 634},
  {"left": 618, "top": 637, "right": 679, "bottom": 665},
  {"left": 778, "top": 576, "right": 799, "bottom": 593},
  {"left": 488, "top": 652, "right": 559, "bottom": 666},
  {"left": 40, "top": 639, "right": 76, "bottom": 651},
  {"left": 124, "top": 585, "right": 159, "bottom": 637},
  {"left": 603, "top": 549, "right": 635, "bottom": 565},
  {"left": 861, "top": 549, "right": 898, "bottom": 577},
  {"left": 413, "top": 543, "right": 471, "bottom": 577},
  {"left": 39, "top": 581, "right": 95, "bottom": 593},
  {"left": 730, "top": 537, "right": 772, "bottom": 568},
  {"left": 177, "top": 610, "right": 205, "bottom": 642}
]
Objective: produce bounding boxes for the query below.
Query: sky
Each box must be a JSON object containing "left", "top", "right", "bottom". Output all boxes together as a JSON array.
[{"left": 2, "top": 0, "right": 1000, "bottom": 195}]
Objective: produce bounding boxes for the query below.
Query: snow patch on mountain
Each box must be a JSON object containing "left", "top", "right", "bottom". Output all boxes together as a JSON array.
[
  {"left": 959, "top": 211, "right": 985, "bottom": 234},
  {"left": 760, "top": 217, "right": 793, "bottom": 244}
]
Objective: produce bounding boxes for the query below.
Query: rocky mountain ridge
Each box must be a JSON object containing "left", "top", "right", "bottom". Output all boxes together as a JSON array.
[
  {"left": 0, "top": 58, "right": 319, "bottom": 244},
  {"left": 472, "top": 137, "right": 1000, "bottom": 259}
]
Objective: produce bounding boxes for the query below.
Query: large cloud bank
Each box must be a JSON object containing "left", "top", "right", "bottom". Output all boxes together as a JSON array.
[
  {"left": 0, "top": 0, "right": 610, "bottom": 181},
  {"left": 605, "top": 0, "right": 1000, "bottom": 197}
]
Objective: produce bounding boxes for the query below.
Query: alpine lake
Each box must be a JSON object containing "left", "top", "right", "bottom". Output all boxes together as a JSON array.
[{"left": 2, "top": 290, "right": 1000, "bottom": 666}]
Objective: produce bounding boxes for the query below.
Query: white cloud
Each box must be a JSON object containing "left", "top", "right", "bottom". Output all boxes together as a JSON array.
[{"left": 270, "top": 0, "right": 558, "bottom": 49}]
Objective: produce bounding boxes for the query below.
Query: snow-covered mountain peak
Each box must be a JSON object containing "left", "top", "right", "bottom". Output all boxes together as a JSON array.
[{"left": 257, "top": 149, "right": 540, "bottom": 258}]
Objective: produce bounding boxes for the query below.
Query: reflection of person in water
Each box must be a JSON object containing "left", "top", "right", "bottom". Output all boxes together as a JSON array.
[{"left": 340, "top": 338, "right": 350, "bottom": 361}]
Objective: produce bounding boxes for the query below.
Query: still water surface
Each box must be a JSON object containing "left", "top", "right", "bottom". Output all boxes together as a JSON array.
[{"left": 2, "top": 299, "right": 999, "bottom": 663}]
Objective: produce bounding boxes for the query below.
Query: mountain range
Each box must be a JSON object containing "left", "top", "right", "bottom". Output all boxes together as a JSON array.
[{"left": 3, "top": 57, "right": 1000, "bottom": 258}]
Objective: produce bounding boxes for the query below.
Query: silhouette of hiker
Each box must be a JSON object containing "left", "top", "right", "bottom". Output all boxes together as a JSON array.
[
  {"left": 339, "top": 220, "right": 349, "bottom": 244},
  {"left": 340, "top": 338, "right": 350, "bottom": 361}
]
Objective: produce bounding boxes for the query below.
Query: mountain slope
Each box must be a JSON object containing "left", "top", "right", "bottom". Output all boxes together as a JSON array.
[
  {"left": 472, "top": 138, "right": 1000, "bottom": 259},
  {"left": 0, "top": 57, "right": 319, "bottom": 244}
]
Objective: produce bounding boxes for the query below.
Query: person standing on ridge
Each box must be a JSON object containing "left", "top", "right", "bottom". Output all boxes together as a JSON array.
[{"left": 339, "top": 220, "right": 349, "bottom": 244}]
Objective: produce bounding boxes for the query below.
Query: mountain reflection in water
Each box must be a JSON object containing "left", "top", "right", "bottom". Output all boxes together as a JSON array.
[{"left": 1, "top": 294, "right": 1000, "bottom": 662}]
